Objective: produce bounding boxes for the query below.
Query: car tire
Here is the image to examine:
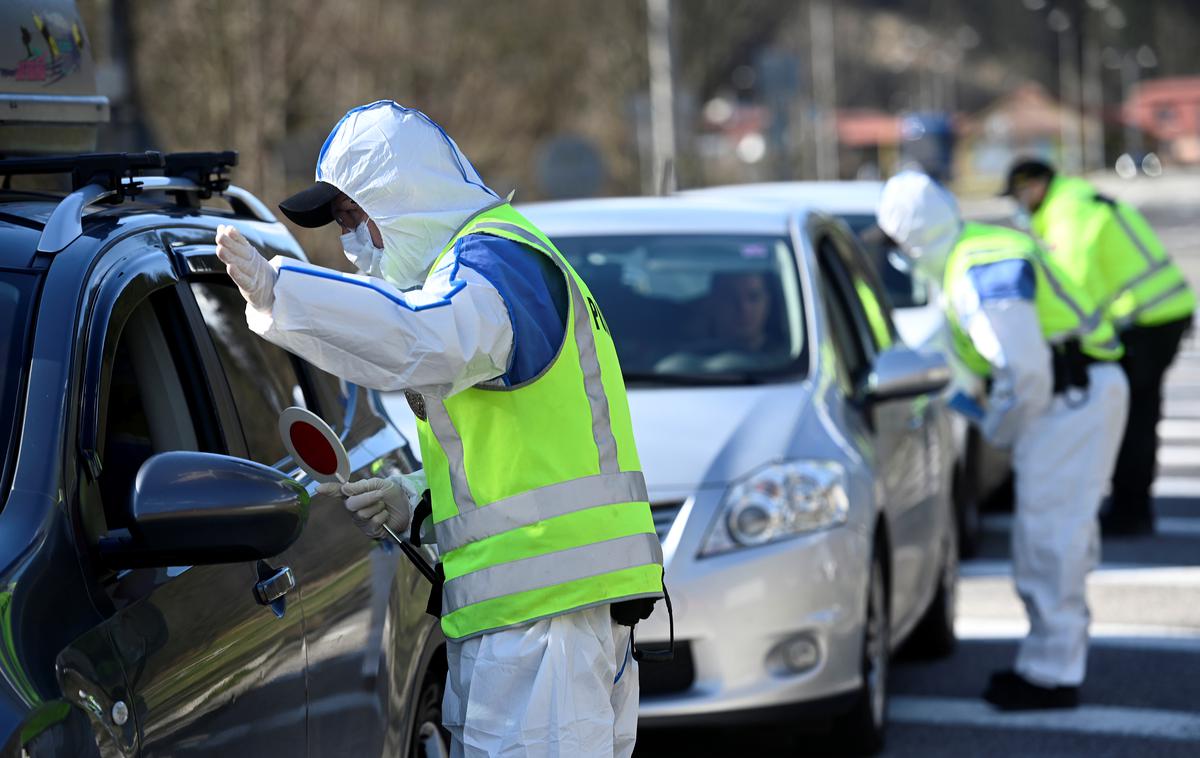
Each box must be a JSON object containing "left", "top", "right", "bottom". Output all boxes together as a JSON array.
[
  {"left": 830, "top": 549, "right": 889, "bottom": 756},
  {"left": 954, "top": 438, "right": 983, "bottom": 558},
  {"left": 905, "top": 515, "right": 958, "bottom": 659},
  {"left": 411, "top": 649, "right": 451, "bottom": 758}
]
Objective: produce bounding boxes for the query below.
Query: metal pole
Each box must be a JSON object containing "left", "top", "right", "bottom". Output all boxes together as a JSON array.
[
  {"left": 1120, "top": 53, "right": 1143, "bottom": 160},
  {"left": 809, "top": 0, "right": 839, "bottom": 181},
  {"left": 1057, "top": 27, "right": 1083, "bottom": 174},
  {"left": 646, "top": 0, "right": 676, "bottom": 194},
  {"left": 1081, "top": 22, "right": 1105, "bottom": 172}
]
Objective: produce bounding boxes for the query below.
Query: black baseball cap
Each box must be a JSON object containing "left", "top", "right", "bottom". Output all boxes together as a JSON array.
[
  {"left": 1000, "top": 158, "right": 1055, "bottom": 197},
  {"left": 278, "top": 181, "right": 342, "bottom": 228}
]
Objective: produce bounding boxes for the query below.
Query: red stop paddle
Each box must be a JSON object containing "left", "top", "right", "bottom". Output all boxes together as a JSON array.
[{"left": 278, "top": 407, "right": 436, "bottom": 583}]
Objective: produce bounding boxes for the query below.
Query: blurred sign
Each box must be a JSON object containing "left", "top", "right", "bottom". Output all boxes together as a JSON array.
[
  {"left": 0, "top": 0, "right": 109, "bottom": 154},
  {"left": 900, "top": 112, "right": 955, "bottom": 181}
]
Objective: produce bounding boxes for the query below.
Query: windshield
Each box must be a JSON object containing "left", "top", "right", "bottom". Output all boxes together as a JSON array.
[
  {"left": 0, "top": 271, "right": 38, "bottom": 497},
  {"left": 840, "top": 213, "right": 930, "bottom": 309},
  {"left": 553, "top": 234, "right": 807, "bottom": 384}
]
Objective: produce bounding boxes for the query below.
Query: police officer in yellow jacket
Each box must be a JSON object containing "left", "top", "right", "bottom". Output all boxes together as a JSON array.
[
  {"left": 1004, "top": 159, "right": 1196, "bottom": 536},
  {"left": 880, "top": 171, "right": 1128, "bottom": 709},
  {"left": 216, "top": 101, "right": 664, "bottom": 757}
]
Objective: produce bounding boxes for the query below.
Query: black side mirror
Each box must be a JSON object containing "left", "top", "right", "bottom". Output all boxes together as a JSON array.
[
  {"left": 866, "top": 345, "right": 951, "bottom": 404},
  {"left": 99, "top": 452, "right": 309, "bottom": 569}
]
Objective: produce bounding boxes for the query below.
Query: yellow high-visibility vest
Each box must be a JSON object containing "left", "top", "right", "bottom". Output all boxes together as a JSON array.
[
  {"left": 1032, "top": 176, "right": 1195, "bottom": 329},
  {"left": 412, "top": 202, "right": 663, "bottom": 640},
  {"left": 945, "top": 222, "right": 1122, "bottom": 377}
]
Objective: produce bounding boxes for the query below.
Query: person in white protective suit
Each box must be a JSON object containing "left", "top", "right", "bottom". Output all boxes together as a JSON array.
[
  {"left": 214, "top": 101, "right": 665, "bottom": 756},
  {"left": 876, "top": 171, "right": 1128, "bottom": 710}
]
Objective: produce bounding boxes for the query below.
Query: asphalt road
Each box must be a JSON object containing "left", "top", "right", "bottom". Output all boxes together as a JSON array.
[{"left": 635, "top": 174, "right": 1200, "bottom": 757}]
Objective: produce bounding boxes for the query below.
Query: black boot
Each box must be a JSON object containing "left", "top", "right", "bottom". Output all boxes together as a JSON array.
[
  {"left": 1100, "top": 509, "right": 1155, "bottom": 537},
  {"left": 983, "top": 670, "right": 1079, "bottom": 711}
]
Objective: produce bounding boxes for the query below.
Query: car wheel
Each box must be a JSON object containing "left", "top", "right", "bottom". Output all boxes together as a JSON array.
[
  {"left": 831, "top": 550, "right": 889, "bottom": 755},
  {"left": 954, "top": 441, "right": 983, "bottom": 558},
  {"left": 411, "top": 653, "right": 451, "bottom": 758},
  {"left": 905, "top": 515, "right": 958, "bottom": 659}
]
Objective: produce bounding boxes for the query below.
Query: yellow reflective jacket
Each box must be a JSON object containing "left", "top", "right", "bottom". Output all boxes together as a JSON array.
[{"left": 1031, "top": 176, "right": 1195, "bottom": 329}]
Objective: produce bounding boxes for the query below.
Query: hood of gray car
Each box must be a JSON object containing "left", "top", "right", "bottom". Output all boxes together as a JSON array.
[{"left": 628, "top": 382, "right": 815, "bottom": 495}]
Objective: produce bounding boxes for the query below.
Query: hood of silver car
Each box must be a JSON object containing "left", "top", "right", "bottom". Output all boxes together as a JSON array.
[{"left": 627, "top": 382, "right": 815, "bottom": 495}]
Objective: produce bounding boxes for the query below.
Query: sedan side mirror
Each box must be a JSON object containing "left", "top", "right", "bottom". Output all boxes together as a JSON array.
[
  {"left": 99, "top": 452, "right": 309, "bottom": 569},
  {"left": 866, "top": 346, "right": 951, "bottom": 403}
]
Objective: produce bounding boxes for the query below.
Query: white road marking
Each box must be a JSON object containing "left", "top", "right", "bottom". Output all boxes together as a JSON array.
[
  {"left": 955, "top": 618, "right": 1200, "bottom": 651},
  {"left": 1154, "top": 476, "right": 1200, "bottom": 497},
  {"left": 1163, "top": 399, "right": 1200, "bottom": 419},
  {"left": 1159, "top": 419, "right": 1200, "bottom": 441},
  {"left": 1159, "top": 446, "right": 1200, "bottom": 468},
  {"left": 888, "top": 695, "right": 1200, "bottom": 741},
  {"left": 981, "top": 514, "right": 1200, "bottom": 537},
  {"left": 959, "top": 561, "right": 1200, "bottom": 585}
]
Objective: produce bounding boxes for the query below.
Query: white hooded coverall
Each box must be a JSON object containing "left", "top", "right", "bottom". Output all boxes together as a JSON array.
[
  {"left": 878, "top": 172, "right": 1129, "bottom": 687},
  {"left": 245, "top": 101, "right": 639, "bottom": 757}
]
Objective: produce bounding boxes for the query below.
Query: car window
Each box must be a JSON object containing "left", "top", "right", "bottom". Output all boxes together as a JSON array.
[
  {"left": 553, "top": 234, "right": 807, "bottom": 384},
  {"left": 98, "top": 294, "right": 204, "bottom": 530},
  {"left": 839, "top": 213, "right": 930, "bottom": 309},
  {"left": 0, "top": 272, "right": 38, "bottom": 501},
  {"left": 830, "top": 230, "right": 895, "bottom": 353},
  {"left": 190, "top": 282, "right": 307, "bottom": 465},
  {"left": 816, "top": 237, "right": 869, "bottom": 392}
]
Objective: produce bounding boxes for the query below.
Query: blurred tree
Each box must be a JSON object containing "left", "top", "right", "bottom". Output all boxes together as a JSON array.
[
  {"left": 73, "top": 0, "right": 1199, "bottom": 264},
  {"left": 79, "top": 0, "right": 651, "bottom": 266}
]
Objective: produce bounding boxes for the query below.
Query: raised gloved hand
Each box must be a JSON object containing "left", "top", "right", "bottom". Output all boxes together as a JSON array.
[
  {"left": 215, "top": 224, "right": 276, "bottom": 311},
  {"left": 319, "top": 477, "right": 413, "bottom": 540}
]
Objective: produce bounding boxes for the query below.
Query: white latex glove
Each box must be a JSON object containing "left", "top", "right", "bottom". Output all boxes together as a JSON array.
[
  {"left": 315, "top": 482, "right": 342, "bottom": 498},
  {"left": 393, "top": 469, "right": 427, "bottom": 502},
  {"left": 215, "top": 224, "right": 276, "bottom": 311},
  {"left": 340, "top": 476, "right": 413, "bottom": 540}
]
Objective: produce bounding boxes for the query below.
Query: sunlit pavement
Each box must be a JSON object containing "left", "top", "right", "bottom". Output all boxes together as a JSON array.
[{"left": 635, "top": 176, "right": 1200, "bottom": 757}]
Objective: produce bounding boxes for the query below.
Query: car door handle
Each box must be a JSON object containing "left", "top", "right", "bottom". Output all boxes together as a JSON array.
[{"left": 254, "top": 565, "right": 295, "bottom": 606}]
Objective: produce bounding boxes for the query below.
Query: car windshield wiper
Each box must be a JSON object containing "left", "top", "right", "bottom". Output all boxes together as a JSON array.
[{"left": 622, "top": 371, "right": 760, "bottom": 386}]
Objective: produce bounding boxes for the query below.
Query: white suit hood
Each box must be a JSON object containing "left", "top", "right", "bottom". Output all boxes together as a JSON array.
[
  {"left": 316, "top": 101, "right": 500, "bottom": 288},
  {"left": 876, "top": 170, "right": 962, "bottom": 280}
]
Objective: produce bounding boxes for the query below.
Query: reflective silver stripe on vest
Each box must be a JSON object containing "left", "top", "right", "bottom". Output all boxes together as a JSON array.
[
  {"left": 1110, "top": 204, "right": 1159, "bottom": 266},
  {"left": 967, "top": 248, "right": 1102, "bottom": 333},
  {"left": 964, "top": 246, "right": 1107, "bottom": 343},
  {"left": 465, "top": 220, "right": 621, "bottom": 475},
  {"left": 436, "top": 470, "right": 648, "bottom": 553},
  {"left": 1030, "top": 253, "right": 1101, "bottom": 332},
  {"left": 1114, "top": 280, "right": 1194, "bottom": 328},
  {"left": 425, "top": 398, "right": 477, "bottom": 510},
  {"left": 1102, "top": 258, "right": 1173, "bottom": 309},
  {"left": 442, "top": 532, "right": 663, "bottom": 612},
  {"left": 1106, "top": 204, "right": 1189, "bottom": 316}
]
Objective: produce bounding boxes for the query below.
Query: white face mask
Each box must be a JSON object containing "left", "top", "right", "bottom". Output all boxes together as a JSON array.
[{"left": 340, "top": 222, "right": 382, "bottom": 276}]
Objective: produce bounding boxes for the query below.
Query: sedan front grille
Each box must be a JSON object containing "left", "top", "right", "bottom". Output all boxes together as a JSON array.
[{"left": 650, "top": 499, "right": 684, "bottom": 541}]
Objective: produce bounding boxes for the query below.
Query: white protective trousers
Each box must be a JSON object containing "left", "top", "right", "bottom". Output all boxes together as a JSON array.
[
  {"left": 1011, "top": 362, "right": 1128, "bottom": 686},
  {"left": 443, "top": 605, "right": 638, "bottom": 758}
]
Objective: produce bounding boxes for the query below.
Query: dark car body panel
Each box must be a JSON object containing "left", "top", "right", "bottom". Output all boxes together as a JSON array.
[{"left": 0, "top": 194, "right": 440, "bottom": 756}]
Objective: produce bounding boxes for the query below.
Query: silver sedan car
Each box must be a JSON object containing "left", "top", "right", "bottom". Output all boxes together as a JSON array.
[
  {"left": 684, "top": 181, "right": 1014, "bottom": 556},
  {"left": 518, "top": 196, "right": 959, "bottom": 754}
]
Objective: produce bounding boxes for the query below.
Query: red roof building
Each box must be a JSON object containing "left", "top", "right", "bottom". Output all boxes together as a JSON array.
[{"left": 1125, "top": 76, "right": 1200, "bottom": 164}]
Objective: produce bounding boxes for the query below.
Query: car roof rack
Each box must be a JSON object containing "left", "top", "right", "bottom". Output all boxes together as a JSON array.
[
  {"left": 162, "top": 151, "right": 238, "bottom": 199},
  {"left": 0, "top": 150, "right": 278, "bottom": 253},
  {"left": 0, "top": 151, "right": 165, "bottom": 196}
]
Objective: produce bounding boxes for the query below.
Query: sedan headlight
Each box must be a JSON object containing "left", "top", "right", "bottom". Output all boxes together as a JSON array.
[{"left": 700, "top": 461, "right": 849, "bottom": 557}]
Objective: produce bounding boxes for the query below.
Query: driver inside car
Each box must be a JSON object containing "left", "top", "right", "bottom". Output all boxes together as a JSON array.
[
  {"left": 657, "top": 270, "right": 783, "bottom": 374},
  {"left": 711, "top": 271, "right": 774, "bottom": 353}
]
